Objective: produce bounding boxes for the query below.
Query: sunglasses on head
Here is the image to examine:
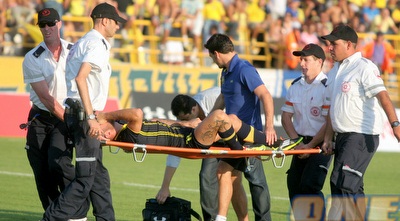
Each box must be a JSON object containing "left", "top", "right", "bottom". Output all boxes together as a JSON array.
[{"left": 38, "top": 21, "right": 58, "bottom": 28}]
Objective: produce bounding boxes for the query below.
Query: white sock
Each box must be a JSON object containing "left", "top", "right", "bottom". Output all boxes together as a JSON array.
[{"left": 215, "top": 215, "right": 227, "bottom": 221}]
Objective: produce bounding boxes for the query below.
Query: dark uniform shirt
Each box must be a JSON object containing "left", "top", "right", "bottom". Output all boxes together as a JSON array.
[{"left": 114, "top": 120, "right": 207, "bottom": 149}]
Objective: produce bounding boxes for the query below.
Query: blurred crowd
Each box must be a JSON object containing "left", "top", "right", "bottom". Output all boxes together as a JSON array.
[{"left": 0, "top": 0, "right": 399, "bottom": 70}]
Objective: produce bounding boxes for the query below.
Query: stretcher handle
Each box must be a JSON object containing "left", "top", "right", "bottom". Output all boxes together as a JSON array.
[
  {"left": 271, "top": 151, "right": 286, "bottom": 169},
  {"left": 108, "top": 146, "right": 121, "bottom": 154},
  {"left": 132, "top": 144, "right": 147, "bottom": 162}
]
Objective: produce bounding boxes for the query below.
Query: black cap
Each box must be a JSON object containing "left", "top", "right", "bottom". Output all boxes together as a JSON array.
[
  {"left": 37, "top": 8, "right": 60, "bottom": 24},
  {"left": 292, "top": 43, "right": 326, "bottom": 61},
  {"left": 321, "top": 24, "right": 358, "bottom": 43},
  {"left": 90, "top": 3, "right": 127, "bottom": 23}
]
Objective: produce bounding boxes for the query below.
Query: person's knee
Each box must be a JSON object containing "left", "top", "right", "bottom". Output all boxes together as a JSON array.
[
  {"left": 228, "top": 114, "right": 242, "bottom": 129},
  {"left": 210, "top": 109, "right": 226, "bottom": 120}
]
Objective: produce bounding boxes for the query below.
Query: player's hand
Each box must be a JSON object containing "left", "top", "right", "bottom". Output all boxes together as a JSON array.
[
  {"left": 95, "top": 111, "right": 106, "bottom": 124},
  {"left": 88, "top": 119, "right": 102, "bottom": 137},
  {"left": 156, "top": 187, "right": 171, "bottom": 204},
  {"left": 188, "top": 118, "right": 201, "bottom": 128},
  {"left": 97, "top": 133, "right": 108, "bottom": 141}
]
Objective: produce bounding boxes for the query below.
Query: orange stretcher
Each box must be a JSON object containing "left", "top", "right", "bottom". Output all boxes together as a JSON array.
[{"left": 102, "top": 140, "right": 322, "bottom": 168}]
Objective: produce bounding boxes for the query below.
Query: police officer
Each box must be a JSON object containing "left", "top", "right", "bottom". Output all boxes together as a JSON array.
[
  {"left": 43, "top": 3, "right": 127, "bottom": 221},
  {"left": 22, "top": 8, "right": 87, "bottom": 220}
]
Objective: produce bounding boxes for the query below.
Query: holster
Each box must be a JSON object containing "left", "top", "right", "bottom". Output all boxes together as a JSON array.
[{"left": 64, "top": 98, "right": 86, "bottom": 142}]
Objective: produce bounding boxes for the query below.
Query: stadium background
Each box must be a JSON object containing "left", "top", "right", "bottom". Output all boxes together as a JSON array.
[{"left": 0, "top": 56, "right": 398, "bottom": 151}]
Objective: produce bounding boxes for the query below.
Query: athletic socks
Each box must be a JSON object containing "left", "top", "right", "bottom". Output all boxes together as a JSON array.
[
  {"left": 218, "top": 126, "right": 242, "bottom": 150},
  {"left": 236, "top": 122, "right": 266, "bottom": 144},
  {"left": 215, "top": 215, "right": 227, "bottom": 221}
]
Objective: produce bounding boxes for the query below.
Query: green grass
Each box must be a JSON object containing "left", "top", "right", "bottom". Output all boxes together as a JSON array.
[{"left": 0, "top": 137, "right": 399, "bottom": 221}]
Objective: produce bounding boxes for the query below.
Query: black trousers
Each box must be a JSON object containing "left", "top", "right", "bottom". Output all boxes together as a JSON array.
[
  {"left": 330, "top": 132, "right": 378, "bottom": 195},
  {"left": 26, "top": 107, "right": 88, "bottom": 219},
  {"left": 327, "top": 132, "right": 378, "bottom": 220},
  {"left": 286, "top": 136, "right": 332, "bottom": 204},
  {"left": 44, "top": 108, "right": 114, "bottom": 221}
]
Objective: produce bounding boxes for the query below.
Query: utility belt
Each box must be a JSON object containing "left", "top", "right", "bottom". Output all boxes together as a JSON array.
[{"left": 32, "top": 105, "right": 53, "bottom": 118}]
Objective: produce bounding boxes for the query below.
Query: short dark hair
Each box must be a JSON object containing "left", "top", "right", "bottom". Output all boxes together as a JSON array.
[
  {"left": 171, "top": 94, "right": 197, "bottom": 117},
  {"left": 204, "top": 33, "right": 234, "bottom": 54}
]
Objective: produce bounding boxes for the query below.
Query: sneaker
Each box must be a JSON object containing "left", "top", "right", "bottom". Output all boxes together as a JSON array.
[{"left": 271, "top": 137, "right": 303, "bottom": 151}]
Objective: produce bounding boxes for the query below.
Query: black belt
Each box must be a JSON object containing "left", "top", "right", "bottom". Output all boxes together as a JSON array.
[
  {"left": 298, "top": 134, "right": 313, "bottom": 144},
  {"left": 32, "top": 105, "right": 53, "bottom": 117}
]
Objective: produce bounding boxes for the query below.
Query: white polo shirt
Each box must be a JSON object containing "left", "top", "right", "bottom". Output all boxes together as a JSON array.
[
  {"left": 23, "top": 39, "right": 72, "bottom": 111},
  {"left": 192, "top": 86, "right": 221, "bottom": 116},
  {"left": 66, "top": 29, "right": 111, "bottom": 111},
  {"left": 281, "top": 72, "right": 329, "bottom": 137},
  {"left": 325, "top": 52, "right": 386, "bottom": 135}
]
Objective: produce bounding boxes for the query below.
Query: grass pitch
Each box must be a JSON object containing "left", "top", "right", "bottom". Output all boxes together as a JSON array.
[{"left": 0, "top": 137, "right": 399, "bottom": 221}]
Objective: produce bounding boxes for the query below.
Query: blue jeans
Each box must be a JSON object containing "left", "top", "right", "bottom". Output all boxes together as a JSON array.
[
  {"left": 199, "top": 158, "right": 219, "bottom": 221},
  {"left": 200, "top": 157, "right": 271, "bottom": 221},
  {"left": 244, "top": 157, "right": 271, "bottom": 221}
]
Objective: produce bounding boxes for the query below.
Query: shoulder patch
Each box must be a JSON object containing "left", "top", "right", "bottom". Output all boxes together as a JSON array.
[
  {"left": 33, "top": 46, "right": 45, "bottom": 58},
  {"left": 291, "top": 76, "right": 302, "bottom": 85},
  {"left": 67, "top": 43, "right": 73, "bottom": 50}
]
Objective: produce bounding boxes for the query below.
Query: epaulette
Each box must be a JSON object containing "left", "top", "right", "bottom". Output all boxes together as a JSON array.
[
  {"left": 67, "top": 43, "right": 73, "bottom": 50},
  {"left": 102, "top": 39, "right": 108, "bottom": 50},
  {"left": 321, "top": 78, "right": 327, "bottom": 87},
  {"left": 291, "top": 76, "right": 302, "bottom": 85},
  {"left": 33, "top": 46, "right": 45, "bottom": 58}
]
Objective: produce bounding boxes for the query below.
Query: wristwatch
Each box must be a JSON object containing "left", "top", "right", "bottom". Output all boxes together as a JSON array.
[
  {"left": 87, "top": 114, "right": 96, "bottom": 120},
  {"left": 391, "top": 121, "right": 400, "bottom": 128}
]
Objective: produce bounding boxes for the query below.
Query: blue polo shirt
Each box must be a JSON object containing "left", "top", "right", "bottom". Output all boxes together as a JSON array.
[{"left": 220, "top": 54, "right": 264, "bottom": 131}]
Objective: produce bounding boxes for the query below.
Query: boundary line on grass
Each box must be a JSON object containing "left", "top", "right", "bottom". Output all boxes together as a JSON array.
[
  {"left": 0, "top": 170, "right": 289, "bottom": 201},
  {"left": 0, "top": 170, "right": 33, "bottom": 177}
]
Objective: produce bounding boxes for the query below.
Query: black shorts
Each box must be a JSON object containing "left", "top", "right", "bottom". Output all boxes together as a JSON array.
[{"left": 221, "top": 158, "right": 247, "bottom": 172}]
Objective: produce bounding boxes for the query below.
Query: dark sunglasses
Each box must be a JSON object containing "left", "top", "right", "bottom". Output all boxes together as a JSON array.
[{"left": 38, "top": 21, "right": 58, "bottom": 28}]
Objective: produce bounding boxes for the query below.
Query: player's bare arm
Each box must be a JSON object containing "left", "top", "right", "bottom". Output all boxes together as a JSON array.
[{"left": 97, "top": 108, "right": 143, "bottom": 133}]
